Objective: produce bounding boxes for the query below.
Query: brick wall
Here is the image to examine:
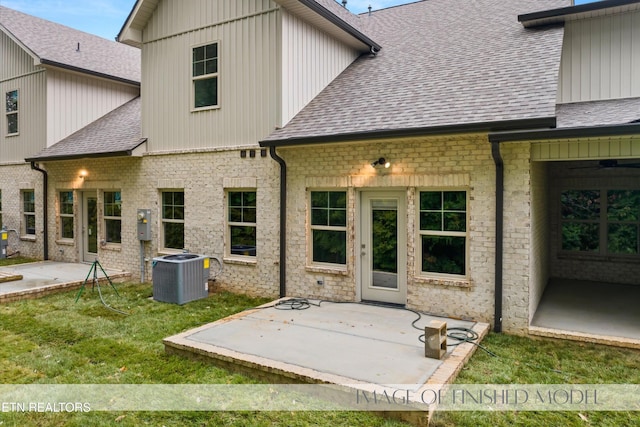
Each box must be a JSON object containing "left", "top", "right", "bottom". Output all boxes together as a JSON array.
[
  {"left": 0, "top": 163, "right": 44, "bottom": 259},
  {"left": 280, "top": 134, "right": 502, "bottom": 326},
  {"left": 35, "top": 148, "right": 281, "bottom": 299}
]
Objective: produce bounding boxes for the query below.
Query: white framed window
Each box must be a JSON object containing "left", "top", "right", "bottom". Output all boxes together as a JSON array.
[
  {"left": 227, "top": 190, "right": 256, "bottom": 257},
  {"left": 104, "top": 191, "right": 122, "bottom": 244},
  {"left": 22, "top": 190, "right": 35, "bottom": 235},
  {"left": 309, "top": 190, "right": 347, "bottom": 265},
  {"left": 192, "top": 42, "right": 219, "bottom": 110},
  {"left": 560, "top": 188, "right": 640, "bottom": 256},
  {"left": 5, "top": 90, "right": 18, "bottom": 135},
  {"left": 59, "top": 191, "right": 74, "bottom": 239},
  {"left": 417, "top": 190, "right": 468, "bottom": 277},
  {"left": 161, "top": 191, "right": 184, "bottom": 250}
]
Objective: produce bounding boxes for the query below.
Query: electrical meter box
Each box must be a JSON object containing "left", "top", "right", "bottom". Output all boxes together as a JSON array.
[
  {"left": 137, "top": 209, "right": 152, "bottom": 241},
  {"left": 1, "top": 230, "right": 7, "bottom": 259}
]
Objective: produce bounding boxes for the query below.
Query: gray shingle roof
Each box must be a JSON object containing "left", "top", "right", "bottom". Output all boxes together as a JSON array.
[
  {"left": 556, "top": 98, "right": 640, "bottom": 128},
  {"left": 263, "top": 0, "right": 569, "bottom": 144},
  {"left": 0, "top": 5, "right": 140, "bottom": 84},
  {"left": 26, "top": 97, "right": 144, "bottom": 162}
]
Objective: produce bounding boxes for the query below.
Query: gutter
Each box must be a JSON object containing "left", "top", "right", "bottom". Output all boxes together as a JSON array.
[
  {"left": 260, "top": 117, "right": 557, "bottom": 148},
  {"left": 518, "top": 0, "right": 639, "bottom": 26},
  {"left": 30, "top": 162, "right": 49, "bottom": 260},
  {"left": 25, "top": 139, "right": 148, "bottom": 163},
  {"left": 297, "top": 0, "right": 381, "bottom": 52},
  {"left": 488, "top": 122, "right": 640, "bottom": 143},
  {"left": 490, "top": 143, "right": 504, "bottom": 333},
  {"left": 39, "top": 59, "right": 140, "bottom": 87},
  {"left": 269, "top": 146, "right": 287, "bottom": 298}
]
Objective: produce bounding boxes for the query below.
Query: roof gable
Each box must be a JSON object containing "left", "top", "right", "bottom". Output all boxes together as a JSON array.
[
  {"left": 0, "top": 5, "right": 140, "bottom": 85},
  {"left": 263, "top": 0, "right": 569, "bottom": 145},
  {"left": 26, "top": 97, "right": 145, "bottom": 162},
  {"left": 118, "top": 0, "right": 379, "bottom": 51}
]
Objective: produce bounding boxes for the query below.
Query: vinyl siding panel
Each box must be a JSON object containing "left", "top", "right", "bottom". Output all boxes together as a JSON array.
[
  {"left": 45, "top": 69, "right": 139, "bottom": 146},
  {"left": 144, "top": 0, "right": 276, "bottom": 43},
  {"left": 0, "top": 70, "right": 46, "bottom": 163},
  {"left": 1, "top": 29, "right": 47, "bottom": 162},
  {"left": 558, "top": 10, "right": 640, "bottom": 103},
  {"left": 280, "top": 9, "right": 360, "bottom": 126},
  {"left": 141, "top": 0, "right": 279, "bottom": 151},
  {"left": 0, "top": 29, "right": 38, "bottom": 80}
]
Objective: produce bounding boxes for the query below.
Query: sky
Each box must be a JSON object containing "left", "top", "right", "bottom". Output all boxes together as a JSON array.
[{"left": 1, "top": 0, "right": 602, "bottom": 41}]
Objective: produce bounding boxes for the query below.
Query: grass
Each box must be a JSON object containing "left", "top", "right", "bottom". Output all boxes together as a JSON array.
[
  {"left": 0, "top": 256, "right": 39, "bottom": 267},
  {"left": 0, "top": 279, "right": 638, "bottom": 426},
  {"left": 431, "top": 333, "right": 640, "bottom": 427},
  {"left": 0, "top": 282, "right": 406, "bottom": 427}
]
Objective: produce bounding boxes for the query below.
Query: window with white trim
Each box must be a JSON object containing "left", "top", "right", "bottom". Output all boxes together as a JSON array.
[
  {"left": 104, "top": 191, "right": 122, "bottom": 244},
  {"left": 418, "top": 190, "right": 467, "bottom": 276},
  {"left": 162, "top": 191, "right": 184, "bottom": 250},
  {"left": 227, "top": 190, "right": 256, "bottom": 257},
  {"left": 6, "top": 90, "right": 18, "bottom": 135},
  {"left": 561, "top": 189, "right": 640, "bottom": 256},
  {"left": 192, "top": 43, "right": 218, "bottom": 109},
  {"left": 23, "top": 190, "right": 35, "bottom": 235},
  {"left": 310, "top": 191, "right": 347, "bottom": 265},
  {"left": 59, "top": 191, "right": 74, "bottom": 239}
]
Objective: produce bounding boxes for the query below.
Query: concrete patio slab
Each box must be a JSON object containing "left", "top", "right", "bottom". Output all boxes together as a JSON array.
[
  {"left": 164, "top": 299, "right": 490, "bottom": 425},
  {"left": 0, "top": 261, "right": 131, "bottom": 303}
]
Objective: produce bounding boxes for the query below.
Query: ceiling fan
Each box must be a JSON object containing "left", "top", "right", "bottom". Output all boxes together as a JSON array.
[{"left": 570, "top": 159, "right": 640, "bottom": 170}]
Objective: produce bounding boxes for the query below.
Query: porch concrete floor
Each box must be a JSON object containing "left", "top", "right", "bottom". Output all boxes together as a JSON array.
[
  {"left": 0, "top": 261, "right": 130, "bottom": 302},
  {"left": 531, "top": 279, "right": 640, "bottom": 348},
  {"left": 164, "top": 299, "right": 489, "bottom": 392}
]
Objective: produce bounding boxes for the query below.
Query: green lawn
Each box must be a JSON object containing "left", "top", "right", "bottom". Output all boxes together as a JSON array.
[
  {"left": 0, "top": 279, "right": 638, "bottom": 426},
  {"left": 0, "top": 256, "right": 39, "bottom": 267}
]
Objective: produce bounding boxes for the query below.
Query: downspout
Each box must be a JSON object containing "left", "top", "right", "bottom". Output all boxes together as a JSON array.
[
  {"left": 490, "top": 142, "right": 503, "bottom": 333},
  {"left": 269, "top": 146, "right": 287, "bottom": 298},
  {"left": 30, "top": 162, "right": 49, "bottom": 260}
]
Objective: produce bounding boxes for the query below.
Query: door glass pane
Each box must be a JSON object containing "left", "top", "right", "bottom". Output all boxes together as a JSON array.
[
  {"left": 87, "top": 198, "right": 98, "bottom": 253},
  {"left": 372, "top": 199, "right": 398, "bottom": 289}
]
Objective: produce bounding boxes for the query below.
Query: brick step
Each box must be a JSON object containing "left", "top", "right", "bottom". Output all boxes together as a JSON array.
[{"left": 0, "top": 271, "right": 23, "bottom": 283}]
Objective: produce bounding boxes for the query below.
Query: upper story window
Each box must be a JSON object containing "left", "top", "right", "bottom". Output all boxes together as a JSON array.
[
  {"left": 6, "top": 90, "right": 18, "bottom": 135},
  {"left": 23, "top": 190, "right": 35, "bottom": 235},
  {"left": 59, "top": 191, "right": 74, "bottom": 239},
  {"left": 192, "top": 43, "right": 219, "bottom": 110},
  {"left": 162, "top": 191, "right": 184, "bottom": 250},
  {"left": 418, "top": 190, "right": 468, "bottom": 277},
  {"left": 310, "top": 191, "right": 347, "bottom": 265},
  {"left": 104, "top": 191, "right": 122, "bottom": 244},
  {"left": 561, "top": 189, "right": 639, "bottom": 256}
]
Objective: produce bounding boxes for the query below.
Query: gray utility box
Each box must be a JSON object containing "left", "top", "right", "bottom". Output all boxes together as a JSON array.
[{"left": 152, "top": 254, "right": 209, "bottom": 305}]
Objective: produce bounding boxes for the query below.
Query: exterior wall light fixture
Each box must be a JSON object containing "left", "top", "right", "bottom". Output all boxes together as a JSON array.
[
  {"left": 79, "top": 169, "right": 88, "bottom": 179},
  {"left": 371, "top": 157, "right": 391, "bottom": 168}
]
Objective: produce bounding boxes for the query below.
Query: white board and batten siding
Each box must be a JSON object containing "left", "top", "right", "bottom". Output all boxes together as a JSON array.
[
  {"left": 280, "top": 9, "right": 361, "bottom": 126},
  {"left": 141, "top": 0, "right": 280, "bottom": 151},
  {"left": 557, "top": 9, "right": 640, "bottom": 104},
  {"left": 140, "top": 0, "right": 361, "bottom": 152},
  {"left": 1, "top": 30, "right": 47, "bottom": 163},
  {"left": 45, "top": 69, "right": 139, "bottom": 147}
]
